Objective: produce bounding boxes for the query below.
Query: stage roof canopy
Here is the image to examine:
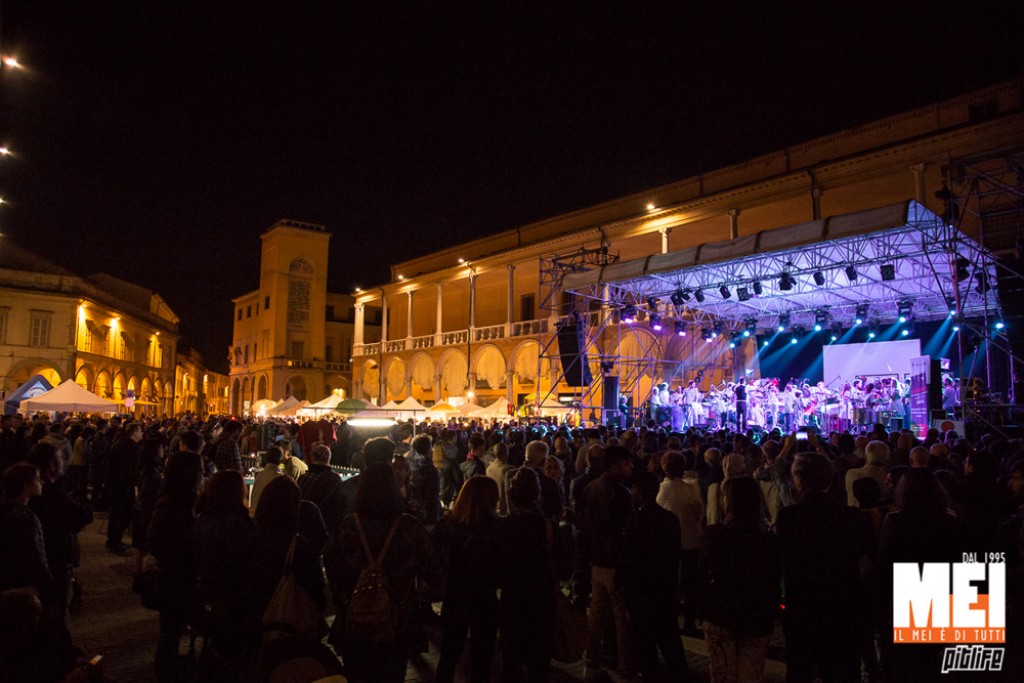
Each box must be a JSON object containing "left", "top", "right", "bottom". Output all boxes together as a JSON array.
[{"left": 561, "top": 201, "right": 999, "bottom": 331}]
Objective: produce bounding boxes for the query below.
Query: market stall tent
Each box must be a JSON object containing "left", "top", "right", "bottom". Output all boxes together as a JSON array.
[
  {"left": 20, "top": 380, "right": 117, "bottom": 413},
  {"left": 5, "top": 375, "right": 54, "bottom": 415}
]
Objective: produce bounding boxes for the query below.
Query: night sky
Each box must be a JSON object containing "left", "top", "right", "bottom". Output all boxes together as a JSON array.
[{"left": 1, "top": 2, "right": 1021, "bottom": 373}]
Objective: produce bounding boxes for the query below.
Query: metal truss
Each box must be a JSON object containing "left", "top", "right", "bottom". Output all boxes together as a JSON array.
[{"left": 568, "top": 208, "right": 999, "bottom": 336}]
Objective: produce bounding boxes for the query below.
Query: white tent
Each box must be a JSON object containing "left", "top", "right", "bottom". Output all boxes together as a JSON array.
[
  {"left": 456, "top": 402, "right": 484, "bottom": 417},
  {"left": 425, "top": 402, "right": 459, "bottom": 420},
  {"left": 395, "top": 397, "right": 427, "bottom": 412},
  {"left": 267, "top": 396, "right": 302, "bottom": 416},
  {"left": 298, "top": 394, "right": 344, "bottom": 417},
  {"left": 20, "top": 380, "right": 117, "bottom": 413},
  {"left": 252, "top": 398, "right": 280, "bottom": 416},
  {"left": 471, "top": 397, "right": 514, "bottom": 419}
]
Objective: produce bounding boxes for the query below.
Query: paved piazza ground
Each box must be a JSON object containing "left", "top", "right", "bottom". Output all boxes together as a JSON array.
[{"left": 69, "top": 514, "right": 786, "bottom": 682}]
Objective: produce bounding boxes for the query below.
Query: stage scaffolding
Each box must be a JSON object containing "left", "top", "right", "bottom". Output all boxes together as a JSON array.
[{"left": 537, "top": 200, "right": 1015, "bottom": 428}]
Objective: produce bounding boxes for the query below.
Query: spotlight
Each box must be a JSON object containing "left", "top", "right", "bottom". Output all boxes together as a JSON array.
[
  {"left": 830, "top": 322, "right": 842, "bottom": 342},
  {"left": 745, "top": 319, "right": 757, "bottom": 337},
  {"left": 712, "top": 321, "right": 723, "bottom": 337},
  {"left": 953, "top": 323, "right": 961, "bottom": 332},
  {"left": 762, "top": 338, "right": 770, "bottom": 347},
  {"left": 897, "top": 301, "right": 912, "bottom": 324},
  {"left": 649, "top": 313, "right": 663, "bottom": 331},
  {"left": 674, "top": 321, "right": 687, "bottom": 337},
  {"left": 956, "top": 256, "right": 970, "bottom": 281},
  {"left": 845, "top": 265, "right": 858, "bottom": 281},
  {"left": 855, "top": 304, "right": 869, "bottom": 325},
  {"left": 752, "top": 281, "right": 763, "bottom": 295},
  {"left": 901, "top": 328, "right": 910, "bottom": 337},
  {"left": 737, "top": 287, "right": 750, "bottom": 302},
  {"left": 812, "top": 271, "right": 825, "bottom": 286},
  {"left": 880, "top": 264, "right": 896, "bottom": 281},
  {"left": 948, "top": 301, "right": 957, "bottom": 316},
  {"left": 670, "top": 289, "right": 689, "bottom": 305},
  {"left": 729, "top": 333, "right": 740, "bottom": 349},
  {"left": 719, "top": 286, "right": 731, "bottom": 299},
  {"left": 647, "top": 297, "right": 659, "bottom": 310},
  {"left": 996, "top": 320, "right": 1005, "bottom": 330},
  {"left": 702, "top": 327, "right": 714, "bottom": 342},
  {"left": 778, "top": 313, "right": 790, "bottom": 333},
  {"left": 814, "top": 309, "right": 829, "bottom": 332},
  {"left": 622, "top": 304, "right": 637, "bottom": 324},
  {"left": 694, "top": 289, "right": 705, "bottom": 303},
  {"left": 868, "top": 324, "right": 878, "bottom": 339},
  {"left": 779, "top": 272, "right": 794, "bottom": 291},
  {"left": 790, "top": 334, "right": 799, "bottom": 345}
]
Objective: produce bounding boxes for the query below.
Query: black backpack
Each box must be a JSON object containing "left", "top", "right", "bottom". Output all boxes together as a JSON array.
[{"left": 343, "top": 514, "right": 402, "bottom": 644}]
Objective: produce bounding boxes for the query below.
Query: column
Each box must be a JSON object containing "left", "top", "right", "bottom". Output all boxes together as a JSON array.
[
  {"left": 380, "top": 293, "right": 389, "bottom": 344},
  {"left": 434, "top": 375, "right": 443, "bottom": 403},
  {"left": 468, "top": 272, "right": 477, "bottom": 330},
  {"left": 506, "top": 370, "right": 515, "bottom": 405},
  {"left": 911, "top": 163, "right": 927, "bottom": 205},
  {"left": 728, "top": 209, "right": 740, "bottom": 240},
  {"left": 435, "top": 283, "right": 444, "bottom": 345},
  {"left": 468, "top": 372, "right": 477, "bottom": 397},
  {"left": 506, "top": 264, "right": 516, "bottom": 335},
  {"left": 354, "top": 303, "right": 365, "bottom": 347},
  {"left": 406, "top": 290, "right": 414, "bottom": 340},
  {"left": 404, "top": 376, "right": 412, "bottom": 399},
  {"left": 659, "top": 227, "right": 672, "bottom": 254}
]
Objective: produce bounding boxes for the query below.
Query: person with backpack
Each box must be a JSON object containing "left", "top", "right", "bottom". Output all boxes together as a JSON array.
[{"left": 324, "top": 462, "right": 441, "bottom": 683}]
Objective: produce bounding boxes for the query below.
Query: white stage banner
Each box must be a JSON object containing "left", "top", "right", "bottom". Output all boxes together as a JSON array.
[{"left": 822, "top": 338, "right": 921, "bottom": 384}]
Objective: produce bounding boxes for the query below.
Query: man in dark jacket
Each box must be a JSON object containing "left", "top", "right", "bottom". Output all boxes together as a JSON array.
[
  {"left": 298, "top": 443, "right": 347, "bottom": 534},
  {"left": 581, "top": 445, "right": 635, "bottom": 681},
  {"left": 776, "top": 451, "right": 872, "bottom": 683},
  {"left": 213, "top": 420, "right": 244, "bottom": 472},
  {"left": 618, "top": 471, "right": 687, "bottom": 681},
  {"left": 29, "top": 442, "right": 93, "bottom": 627},
  {"left": 106, "top": 422, "right": 142, "bottom": 552}
]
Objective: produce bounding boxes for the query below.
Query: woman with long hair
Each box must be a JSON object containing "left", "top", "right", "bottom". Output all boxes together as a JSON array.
[
  {"left": 431, "top": 476, "right": 501, "bottom": 683},
  {"left": 146, "top": 452, "right": 203, "bottom": 683},
  {"left": 324, "top": 463, "right": 440, "bottom": 683}
]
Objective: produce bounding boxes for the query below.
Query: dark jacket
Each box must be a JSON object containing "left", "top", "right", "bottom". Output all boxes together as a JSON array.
[
  {"left": 494, "top": 511, "right": 555, "bottom": 648},
  {"left": 0, "top": 503, "right": 51, "bottom": 592},
  {"left": 195, "top": 510, "right": 254, "bottom": 601},
  {"left": 431, "top": 513, "right": 500, "bottom": 604},
  {"left": 618, "top": 502, "right": 681, "bottom": 615},
  {"left": 298, "top": 464, "right": 348, "bottom": 534},
  {"left": 324, "top": 513, "right": 440, "bottom": 653},
  {"left": 581, "top": 472, "right": 634, "bottom": 568},
  {"left": 147, "top": 495, "right": 197, "bottom": 595},
  {"left": 698, "top": 523, "right": 781, "bottom": 635},
  {"left": 28, "top": 480, "right": 93, "bottom": 572}
]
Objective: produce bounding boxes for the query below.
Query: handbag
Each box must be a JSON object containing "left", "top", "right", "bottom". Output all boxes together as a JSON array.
[{"left": 262, "top": 535, "right": 327, "bottom": 640}]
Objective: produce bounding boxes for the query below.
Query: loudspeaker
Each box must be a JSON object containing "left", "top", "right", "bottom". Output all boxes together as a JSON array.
[
  {"left": 557, "top": 321, "right": 592, "bottom": 387},
  {"left": 602, "top": 375, "right": 620, "bottom": 411}
]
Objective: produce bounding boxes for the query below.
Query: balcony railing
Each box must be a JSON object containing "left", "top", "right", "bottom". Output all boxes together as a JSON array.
[
  {"left": 355, "top": 342, "right": 381, "bottom": 356},
  {"left": 325, "top": 362, "right": 352, "bottom": 373},
  {"left": 385, "top": 340, "right": 407, "bottom": 353},
  {"left": 411, "top": 334, "right": 435, "bottom": 350},
  {"left": 441, "top": 330, "right": 469, "bottom": 345},
  {"left": 473, "top": 324, "right": 505, "bottom": 342},
  {"left": 352, "top": 319, "right": 550, "bottom": 356}
]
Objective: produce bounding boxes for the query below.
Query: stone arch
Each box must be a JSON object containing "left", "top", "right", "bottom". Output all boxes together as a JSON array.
[
  {"left": 437, "top": 348, "right": 468, "bottom": 396},
  {"left": 4, "top": 357, "right": 65, "bottom": 389},
  {"left": 256, "top": 374, "right": 268, "bottom": 401},
  {"left": 140, "top": 377, "right": 153, "bottom": 402},
  {"left": 128, "top": 375, "right": 139, "bottom": 395},
  {"left": 361, "top": 360, "right": 380, "bottom": 401},
  {"left": 325, "top": 375, "right": 349, "bottom": 399},
  {"left": 112, "top": 372, "right": 127, "bottom": 402},
  {"left": 75, "top": 365, "right": 94, "bottom": 390},
  {"left": 407, "top": 352, "right": 436, "bottom": 391},
  {"left": 163, "top": 381, "right": 173, "bottom": 415},
  {"left": 285, "top": 375, "right": 307, "bottom": 401},
  {"left": 231, "top": 378, "right": 241, "bottom": 415},
  {"left": 470, "top": 344, "right": 506, "bottom": 389},
  {"left": 288, "top": 256, "right": 314, "bottom": 274},
  {"left": 613, "top": 326, "right": 662, "bottom": 401},
  {"left": 95, "top": 370, "right": 112, "bottom": 400},
  {"left": 382, "top": 356, "right": 406, "bottom": 398},
  {"left": 241, "top": 377, "right": 251, "bottom": 409}
]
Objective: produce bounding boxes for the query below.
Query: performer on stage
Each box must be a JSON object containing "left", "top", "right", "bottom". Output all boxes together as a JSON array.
[
  {"left": 734, "top": 377, "right": 748, "bottom": 430},
  {"left": 669, "top": 388, "right": 685, "bottom": 432},
  {"left": 683, "top": 380, "right": 703, "bottom": 428}
]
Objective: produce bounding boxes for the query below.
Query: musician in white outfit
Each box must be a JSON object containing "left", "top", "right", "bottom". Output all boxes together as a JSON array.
[{"left": 683, "top": 380, "right": 703, "bottom": 427}]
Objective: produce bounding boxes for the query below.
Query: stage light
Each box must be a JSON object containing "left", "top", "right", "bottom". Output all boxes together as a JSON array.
[
  {"left": 742, "top": 329, "right": 751, "bottom": 337},
  {"left": 622, "top": 304, "right": 637, "bottom": 324},
  {"left": 674, "top": 321, "right": 687, "bottom": 337},
  {"left": 752, "top": 281, "right": 763, "bottom": 295},
  {"left": 813, "top": 309, "right": 828, "bottom": 332},
  {"left": 813, "top": 271, "right": 826, "bottom": 286},
  {"left": 745, "top": 319, "right": 757, "bottom": 336},
  {"left": 777, "top": 313, "right": 790, "bottom": 332},
  {"left": 646, "top": 297, "right": 659, "bottom": 310},
  {"left": 713, "top": 321, "right": 723, "bottom": 337},
  {"left": 702, "top": 327, "right": 714, "bottom": 342},
  {"left": 737, "top": 286, "right": 750, "bottom": 302},
  {"left": 897, "top": 301, "right": 912, "bottom": 324},
  {"left": 719, "top": 286, "right": 731, "bottom": 299},
  {"left": 996, "top": 320, "right": 1005, "bottom": 330},
  {"left": 900, "top": 328, "right": 910, "bottom": 336},
  {"left": 729, "top": 333, "right": 740, "bottom": 349},
  {"left": 649, "top": 313, "right": 663, "bottom": 331},
  {"left": 868, "top": 324, "right": 878, "bottom": 339},
  {"left": 845, "top": 265, "right": 858, "bottom": 281},
  {"left": 694, "top": 289, "right": 705, "bottom": 303},
  {"left": 880, "top": 264, "right": 896, "bottom": 281},
  {"left": 855, "top": 304, "right": 869, "bottom": 325},
  {"left": 790, "top": 335, "right": 798, "bottom": 345},
  {"left": 948, "top": 301, "right": 956, "bottom": 316},
  {"left": 956, "top": 256, "right": 971, "bottom": 281},
  {"left": 779, "top": 272, "right": 794, "bottom": 291},
  {"left": 830, "top": 322, "right": 842, "bottom": 342},
  {"left": 762, "top": 338, "right": 770, "bottom": 347},
  {"left": 670, "top": 289, "right": 689, "bottom": 305},
  {"left": 953, "top": 323, "right": 961, "bottom": 332}
]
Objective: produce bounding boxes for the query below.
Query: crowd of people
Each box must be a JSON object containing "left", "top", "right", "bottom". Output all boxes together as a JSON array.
[{"left": 2, "top": 408, "right": 1024, "bottom": 682}]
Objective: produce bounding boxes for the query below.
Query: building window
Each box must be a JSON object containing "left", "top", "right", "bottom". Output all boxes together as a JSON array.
[
  {"left": 253, "top": 342, "right": 257, "bottom": 359},
  {"left": 244, "top": 345, "right": 249, "bottom": 364},
  {"left": 30, "top": 313, "right": 51, "bottom": 347},
  {"left": 326, "top": 305, "right": 335, "bottom": 321},
  {"left": 325, "top": 343, "right": 333, "bottom": 362},
  {"left": 520, "top": 294, "right": 535, "bottom": 321},
  {"left": 344, "top": 337, "right": 351, "bottom": 360},
  {"left": 261, "top": 330, "right": 269, "bottom": 358},
  {"left": 0, "top": 308, "right": 9, "bottom": 344},
  {"left": 265, "top": 296, "right": 270, "bottom": 309},
  {"left": 247, "top": 305, "right": 252, "bottom": 318},
  {"left": 237, "top": 308, "right": 242, "bottom": 321},
  {"left": 117, "top": 335, "right": 127, "bottom": 360},
  {"left": 255, "top": 302, "right": 259, "bottom": 315},
  {"left": 291, "top": 341, "right": 304, "bottom": 359}
]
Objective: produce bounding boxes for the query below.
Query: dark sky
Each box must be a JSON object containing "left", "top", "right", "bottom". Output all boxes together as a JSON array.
[{"left": 1, "top": 2, "right": 1022, "bottom": 373}]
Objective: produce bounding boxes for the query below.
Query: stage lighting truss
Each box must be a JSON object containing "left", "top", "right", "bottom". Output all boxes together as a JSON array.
[{"left": 562, "top": 201, "right": 1000, "bottom": 333}]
